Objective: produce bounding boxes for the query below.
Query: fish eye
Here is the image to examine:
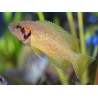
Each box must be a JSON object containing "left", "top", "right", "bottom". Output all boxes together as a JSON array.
[{"left": 16, "top": 25, "right": 21, "bottom": 29}]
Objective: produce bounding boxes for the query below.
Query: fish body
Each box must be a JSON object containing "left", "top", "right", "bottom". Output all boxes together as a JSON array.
[{"left": 8, "top": 20, "right": 95, "bottom": 81}]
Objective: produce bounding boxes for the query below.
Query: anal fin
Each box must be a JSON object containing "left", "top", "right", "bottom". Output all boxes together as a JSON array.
[{"left": 48, "top": 56, "right": 70, "bottom": 73}]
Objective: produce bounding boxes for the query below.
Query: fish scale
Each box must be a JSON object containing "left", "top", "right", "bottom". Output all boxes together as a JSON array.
[{"left": 36, "top": 20, "right": 80, "bottom": 52}]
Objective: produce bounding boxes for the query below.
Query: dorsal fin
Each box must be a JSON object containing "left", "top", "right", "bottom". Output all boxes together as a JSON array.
[{"left": 36, "top": 20, "right": 80, "bottom": 52}]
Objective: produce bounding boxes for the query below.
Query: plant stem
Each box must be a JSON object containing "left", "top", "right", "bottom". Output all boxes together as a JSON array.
[
  {"left": 93, "top": 46, "right": 98, "bottom": 57},
  {"left": 56, "top": 68, "right": 69, "bottom": 85},
  {"left": 66, "top": 12, "right": 77, "bottom": 37},
  {"left": 13, "top": 12, "right": 22, "bottom": 22},
  {"left": 37, "top": 12, "right": 45, "bottom": 20},
  {"left": 94, "top": 66, "right": 98, "bottom": 85},
  {"left": 77, "top": 12, "right": 86, "bottom": 54}
]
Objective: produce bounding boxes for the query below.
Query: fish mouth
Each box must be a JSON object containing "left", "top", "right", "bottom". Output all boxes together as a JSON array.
[
  {"left": 8, "top": 24, "right": 15, "bottom": 35},
  {"left": 8, "top": 25, "right": 11, "bottom": 31},
  {"left": 8, "top": 23, "right": 25, "bottom": 42}
]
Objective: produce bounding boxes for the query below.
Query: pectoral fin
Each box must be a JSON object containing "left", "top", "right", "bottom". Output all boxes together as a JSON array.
[{"left": 31, "top": 46, "right": 45, "bottom": 60}]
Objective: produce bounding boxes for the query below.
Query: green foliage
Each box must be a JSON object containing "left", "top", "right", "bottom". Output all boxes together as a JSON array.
[
  {"left": 0, "top": 12, "right": 22, "bottom": 71},
  {"left": 0, "top": 12, "right": 97, "bottom": 85},
  {"left": 66, "top": 12, "right": 77, "bottom": 37}
]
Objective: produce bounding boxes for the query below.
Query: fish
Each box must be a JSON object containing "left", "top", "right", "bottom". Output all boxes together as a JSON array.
[{"left": 8, "top": 20, "right": 95, "bottom": 82}]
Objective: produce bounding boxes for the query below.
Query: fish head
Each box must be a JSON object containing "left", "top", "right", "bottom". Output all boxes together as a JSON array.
[{"left": 8, "top": 21, "right": 32, "bottom": 44}]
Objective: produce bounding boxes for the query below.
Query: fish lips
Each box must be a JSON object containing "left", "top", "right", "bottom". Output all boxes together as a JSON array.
[{"left": 8, "top": 24, "right": 14, "bottom": 34}]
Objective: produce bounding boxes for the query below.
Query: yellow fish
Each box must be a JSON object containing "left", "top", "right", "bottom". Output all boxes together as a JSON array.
[{"left": 8, "top": 20, "right": 95, "bottom": 81}]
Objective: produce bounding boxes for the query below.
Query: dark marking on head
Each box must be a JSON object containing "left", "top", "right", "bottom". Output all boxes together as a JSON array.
[
  {"left": 24, "top": 35, "right": 27, "bottom": 39},
  {"left": 21, "top": 28, "right": 25, "bottom": 34},
  {"left": 27, "top": 31, "right": 31, "bottom": 38},
  {"left": 20, "top": 27, "right": 31, "bottom": 40},
  {"left": 23, "top": 30, "right": 31, "bottom": 39}
]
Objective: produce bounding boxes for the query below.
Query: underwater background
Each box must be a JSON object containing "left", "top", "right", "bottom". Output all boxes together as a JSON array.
[{"left": 0, "top": 12, "right": 98, "bottom": 85}]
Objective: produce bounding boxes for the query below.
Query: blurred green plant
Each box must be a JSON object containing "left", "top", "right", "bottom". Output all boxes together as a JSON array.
[
  {"left": 66, "top": 12, "right": 77, "bottom": 37},
  {"left": 85, "top": 24, "right": 98, "bottom": 56},
  {"left": 0, "top": 12, "right": 97, "bottom": 85},
  {"left": 37, "top": 12, "right": 45, "bottom": 20},
  {"left": 0, "top": 12, "right": 22, "bottom": 71}
]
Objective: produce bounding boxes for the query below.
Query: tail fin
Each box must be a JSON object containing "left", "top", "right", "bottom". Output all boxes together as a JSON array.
[{"left": 72, "top": 53, "right": 95, "bottom": 81}]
